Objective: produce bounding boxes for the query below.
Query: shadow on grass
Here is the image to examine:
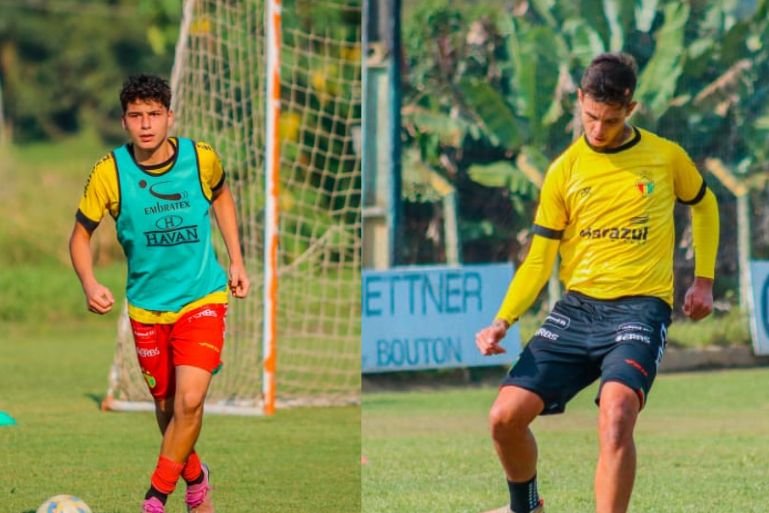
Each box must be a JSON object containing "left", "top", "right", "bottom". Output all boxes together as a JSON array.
[{"left": 85, "top": 392, "right": 104, "bottom": 410}]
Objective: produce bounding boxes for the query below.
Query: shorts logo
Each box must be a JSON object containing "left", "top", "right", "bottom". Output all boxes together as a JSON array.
[
  {"left": 190, "top": 308, "right": 219, "bottom": 320},
  {"left": 535, "top": 328, "right": 559, "bottom": 341},
  {"left": 136, "top": 347, "right": 161, "bottom": 358},
  {"left": 618, "top": 322, "right": 652, "bottom": 333},
  {"left": 624, "top": 358, "right": 649, "bottom": 377},
  {"left": 615, "top": 332, "right": 651, "bottom": 344},
  {"left": 142, "top": 370, "right": 157, "bottom": 388},
  {"left": 198, "top": 341, "right": 221, "bottom": 353},
  {"left": 545, "top": 313, "right": 571, "bottom": 330}
]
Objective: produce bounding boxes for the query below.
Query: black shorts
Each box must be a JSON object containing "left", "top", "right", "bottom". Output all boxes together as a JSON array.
[{"left": 502, "top": 291, "right": 672, "bottom": 415}]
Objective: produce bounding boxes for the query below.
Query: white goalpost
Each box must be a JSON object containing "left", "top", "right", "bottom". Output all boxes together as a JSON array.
[{"left": 102, "top": 0, "right": 362, "bottom": 415}]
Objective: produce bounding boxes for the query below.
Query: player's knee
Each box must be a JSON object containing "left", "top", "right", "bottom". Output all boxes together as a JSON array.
[
  {"left": 489, "top": 403, "right": 529, "bottom": 441},
  {"left": 176, "top": 389, "right": 206, "bottom": 418},
  {"left": 599, "top": 397, "right": 638, "bottom": 448}
]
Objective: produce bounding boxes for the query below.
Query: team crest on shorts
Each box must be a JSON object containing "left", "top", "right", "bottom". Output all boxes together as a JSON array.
[{"left": 142, "top": 370, "right": 157, "bottom": 388}]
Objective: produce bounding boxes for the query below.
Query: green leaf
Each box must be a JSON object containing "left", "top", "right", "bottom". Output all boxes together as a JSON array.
[
  {"left": 501, "top": 20, "right": 565, "bottom": 142},
  {"left": 467, "top": 160, "right": 538, "bottom": 199},
  {"left": 457, "top": 78, "right": 523, "bottom": 150},
  {"left": 563, "top": 19, "right": 606, "bottom": 69},
  {"left": 635, "top": 2, "right": 689, "bottom": 121},
  {"left": 406, "top": 107, "right": 469, "bottom": 148},
  {"left": 468, "top": 161, "right": 519, "bottom": 188},
  {"left": 634, "top": 0, "right": 659, "bottom": 32}
]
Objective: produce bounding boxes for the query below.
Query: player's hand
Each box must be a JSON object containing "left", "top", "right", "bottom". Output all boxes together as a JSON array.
[
  {"left": 84, "top": 281, "right": 115, "bottom": 314},
  {"left": 475, "top": 319, "right": 509, "bottom": 356},
  {"left": 229, "top": 262, "right": 250, "bottom": 298},
  {"left": 683, "top": 276, "right": 714, "bottom": 321}
]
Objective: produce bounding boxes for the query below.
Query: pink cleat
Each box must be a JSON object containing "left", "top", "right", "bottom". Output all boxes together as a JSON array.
[
  {"left": 186, "top": 463, "right": 215, "bottom": 513},
  {"left": 141, "top": 497, "right": 165, "bottom": 513}
]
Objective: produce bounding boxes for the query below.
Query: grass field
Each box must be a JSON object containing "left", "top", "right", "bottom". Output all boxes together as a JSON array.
[
  {"left": 362, "top": 369, "right": 769, "bottom": 513},
  {"left": 0, "top": 318, "right": 360, "bottom": 513}
]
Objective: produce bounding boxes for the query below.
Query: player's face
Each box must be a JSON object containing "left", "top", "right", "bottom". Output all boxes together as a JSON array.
[
  {"left": 121, "top": 100, "right": 173, "bottom": 154},
  {"left": 578, "top": 90, "right": 636, "bottom": 149}
]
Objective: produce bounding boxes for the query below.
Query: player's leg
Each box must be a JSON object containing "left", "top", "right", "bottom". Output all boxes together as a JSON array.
[
  {"left": 491, "top": 296, "right": 599, "bottom": 513},
  {"left": 154, "top": 396, "right": 174, "bottom": 432},
  {"left": 593, "top": 296, "right": 670, "bottom": 513},
  {"left": 131, "top": 321, "right": 176, "bottom": 513},
  {"left": 164, "top": 304, "right": 227, "bottom": 513},
  {"left": 152, "top": 394, "right": 206, "bottom": 492},
  {"left": 159, "top": 364, "right": 213, "bottom": 461},
  {"left": 489, "top": 385, "right": 544, "bottom": 513},
  {"left": 594, "top": 381, "right": 640, "bottom": 513}
]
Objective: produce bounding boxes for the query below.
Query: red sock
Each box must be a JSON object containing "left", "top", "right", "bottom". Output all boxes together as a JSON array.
[
  {"left": 182, "top": 451, "right": 203, "bottom": 483},
  {"left": 150, "top": 455, "right": 185, "bottom": 494}
]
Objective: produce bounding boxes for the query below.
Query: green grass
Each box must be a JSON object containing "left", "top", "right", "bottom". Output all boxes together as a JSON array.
[
  {"left": 0, "top": 131, "right": 124, "bottom": 268},
  {"left": 362, "top": 370, "right": 769, "bottom": 513},
  {"left": 0, "top": 320, "right": 360, "bottom": 513}
]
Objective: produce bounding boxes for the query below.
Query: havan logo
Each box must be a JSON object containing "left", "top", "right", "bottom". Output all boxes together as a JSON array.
[
  {"left": 145, "top": 226, "right": 200, "bottom": 246},
  {"left": 155, "top": 215, "right": 184, "bottom": 230}
]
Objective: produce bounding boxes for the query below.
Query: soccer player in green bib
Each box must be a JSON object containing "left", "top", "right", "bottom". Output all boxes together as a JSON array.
[
  {"left": 69, "top": 74, "right": 249, "bottom": 513},
  {"left": 475, "top": 53, "right": 720, "bottom": 513}
]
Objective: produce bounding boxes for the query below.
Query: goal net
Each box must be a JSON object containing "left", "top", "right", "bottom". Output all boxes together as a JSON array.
[{"left": 103, "top": 0, "right": 362, "bottom": 414}]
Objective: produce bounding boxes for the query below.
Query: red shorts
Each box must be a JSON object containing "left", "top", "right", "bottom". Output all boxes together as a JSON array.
[{"left": 130, "top": 304, "right": 227, "bottom": 399}]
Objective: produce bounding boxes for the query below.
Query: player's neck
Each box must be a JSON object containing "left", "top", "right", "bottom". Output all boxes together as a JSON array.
[
  {"left": 133, "top": 138, "right": 174, "bottom": 167},
  {"left": 604, "top": 125, "right": 634, "bottom": 149}
]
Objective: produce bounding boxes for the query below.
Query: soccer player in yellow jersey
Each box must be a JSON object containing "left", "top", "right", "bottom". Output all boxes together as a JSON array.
[
  {"left": 475, "top": 53, "right": 719, "bottom": 513},
  {"left": 69, "top": 74, "right": 249, "bottom": 513}
]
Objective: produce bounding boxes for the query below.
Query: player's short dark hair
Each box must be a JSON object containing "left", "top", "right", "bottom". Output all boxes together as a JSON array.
[
  {"left": 580, "top": 53, "right": 638, "bottom": 106},
  {"left": 119, "top": 74, "right": 172, "bottom": 113}
]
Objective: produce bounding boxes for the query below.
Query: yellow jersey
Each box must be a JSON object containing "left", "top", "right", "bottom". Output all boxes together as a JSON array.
[
  {"left": 533, "top": 127, "right": 706, "bottom": 306},
  {"left": 76, "top": 137, "right": 229, "bottom": 323}
]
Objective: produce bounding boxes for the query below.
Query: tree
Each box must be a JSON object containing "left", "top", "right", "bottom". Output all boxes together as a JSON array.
[
  {"left": 0, "top": 0, "right": 179, "bottom": 143},
  {"left": 400, "top": 0, "right": 769, "bottom": 306}
]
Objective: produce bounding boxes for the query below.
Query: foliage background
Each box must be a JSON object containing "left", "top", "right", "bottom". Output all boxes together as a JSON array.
[{"left": 397, "top": 0, "right": 769, "bottom": 326}]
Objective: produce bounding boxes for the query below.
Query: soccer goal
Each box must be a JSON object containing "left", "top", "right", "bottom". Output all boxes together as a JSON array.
[{"left": 103, "top": 0, "right": 362, "bottom": 415}]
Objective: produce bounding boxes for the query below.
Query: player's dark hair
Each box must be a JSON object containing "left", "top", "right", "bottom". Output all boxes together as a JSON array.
[
  {"left": 580, "top": 52, "right": 638, "bottom": 105},
  {"left": 119, "top": 74, "right": 172, "bottom": 113}
]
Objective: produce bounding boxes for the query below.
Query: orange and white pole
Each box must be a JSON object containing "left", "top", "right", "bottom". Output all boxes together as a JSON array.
[{"left": 263, "top": 0, "right": 281, "bottom": 416}]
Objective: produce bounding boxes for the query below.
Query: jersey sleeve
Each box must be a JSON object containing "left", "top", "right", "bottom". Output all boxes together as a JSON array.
[
  {"left": 671, "top": 144, "right": 706, "bottom": 204},
  {"left": 495, "top": 235, "right": 560, "bottom": 324},
  {"left": 195, "top": 141, "right": 225, "bottom": 200},
  {"left": 76, "top": 154, "right": 119, "bottom": 231},
  {"left": 532, "top": 155, "right": 568, "bottom": 238}
]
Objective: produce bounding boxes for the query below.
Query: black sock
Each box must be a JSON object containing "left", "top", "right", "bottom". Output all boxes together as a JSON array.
[
  {"left": 185, "top": 469, "right": 205, "bottom": 486},
  {"left": 507, "top": 475, "right": 540, "bottom": 513},
  {"left": 144, "top": 486, "right": 168, "bottom": 504}
]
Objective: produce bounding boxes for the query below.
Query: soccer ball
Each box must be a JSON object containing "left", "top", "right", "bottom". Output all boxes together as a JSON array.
[{"left": 36, "top": 495, "right": 92, "bottom": 513}]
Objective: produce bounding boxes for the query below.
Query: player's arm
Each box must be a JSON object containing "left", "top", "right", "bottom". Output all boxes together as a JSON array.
[
  {"left": 475, "top": 234, "right": 559, "bottom": 355},
  {"left": 211, "top": 183, "right": 250, "bottom": 298},
  {"left": 69, "top": 219, "right": 115, "bottom": 314},
  {"left": 683, "top": 186, "right": 719, "bottom": 320},
  {"left": 69, "top": 160, "right": 117, "bottom": 314},
  {"left": 476, "top": 155, "right": 567, "bottom": 355}
]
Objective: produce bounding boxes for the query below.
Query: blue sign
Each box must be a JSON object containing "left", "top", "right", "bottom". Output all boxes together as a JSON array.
[
  {"left": 362, "top": 263, "right": 520, "bottom": 373},
  {"left": 749, "top": 261, "right": 769, "bottom": 355}
]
